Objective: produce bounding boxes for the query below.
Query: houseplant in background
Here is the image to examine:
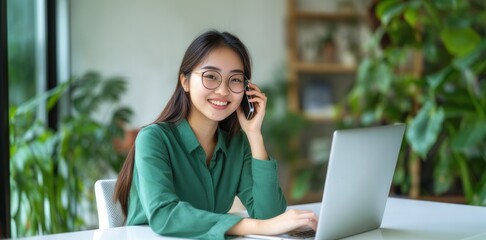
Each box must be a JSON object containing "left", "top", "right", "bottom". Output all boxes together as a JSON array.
[
  {"left": 9, "top": 71, "right": 132, "bottom": 237},
  {"left": 336, "top": 0, "right": 486, "bottom": 205}
]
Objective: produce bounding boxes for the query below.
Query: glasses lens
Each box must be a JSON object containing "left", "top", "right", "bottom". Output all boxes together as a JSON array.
[
  {"left": 202, "top": 71, "right": 222, "bottom": 90},
  {"left": 229, "top": 74, "right": 245, "bottom": 93}
]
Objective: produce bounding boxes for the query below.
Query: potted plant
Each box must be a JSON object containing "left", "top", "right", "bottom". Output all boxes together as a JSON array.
[
  {"left": 335, "top": 0, "right": 486, "bottom": 205},
  {"left": 9, "top": 71, "right": 133, "bottom": 237},
  {"left": 318, "top": 24, "right": 338, "bottom": 64}
]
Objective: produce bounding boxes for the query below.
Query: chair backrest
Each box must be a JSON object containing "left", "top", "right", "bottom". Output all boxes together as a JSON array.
[{"left": 94, "top": 179, "right": 125, "bottom": 229}]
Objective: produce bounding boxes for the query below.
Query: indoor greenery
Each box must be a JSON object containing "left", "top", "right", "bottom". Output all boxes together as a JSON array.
[
  {"left": 261, "top": 67, "right": 310, "bottom": 201},
  {"left": 336, "top": 0, "right": 486, "bottom": 205},
  {"left": 9, "top": 71, "right": 132, "bottom": 237}
]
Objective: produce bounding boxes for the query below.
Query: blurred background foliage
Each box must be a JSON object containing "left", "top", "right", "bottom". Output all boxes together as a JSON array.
[
  {"left": 9, "top": 72, "right": 132, "bottom": 237},
  {"left": 6, "top": 0, "right": 486, "bottom": 238},
  {"left": 261, "top": 67, "right": 310, "bottom": 200},
  {"left": 336, "top": 0, "right": 486, "bottom": 205}
]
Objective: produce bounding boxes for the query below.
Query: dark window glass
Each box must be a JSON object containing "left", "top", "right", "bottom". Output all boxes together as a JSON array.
[{"left": 8, "top": 0, "right": 38, "bottom": 106}]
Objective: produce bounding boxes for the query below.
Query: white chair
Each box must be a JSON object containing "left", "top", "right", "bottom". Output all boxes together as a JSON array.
[{"left": 94, "top": 179, "right": 125, "bottom": 229}]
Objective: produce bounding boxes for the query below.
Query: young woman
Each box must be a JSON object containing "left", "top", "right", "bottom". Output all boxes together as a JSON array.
[{"left": 114, "top": 30, "right": 317, "bottom": 239}]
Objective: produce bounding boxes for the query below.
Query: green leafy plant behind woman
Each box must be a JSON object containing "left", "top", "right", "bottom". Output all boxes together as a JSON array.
[
  {"left": 9, "top": 71, "right": 132, "bottom": 237},
  {"left": 336, "top": 0, "right": 486, "bottom": 205}
]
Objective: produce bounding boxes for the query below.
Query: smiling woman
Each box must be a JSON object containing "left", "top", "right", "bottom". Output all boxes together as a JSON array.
[
  {"left": 5, "top": 1, "right": 287, "bottom": 238},
  {"left": 113, "top": 30, "right": 318, "bottom": 240}
]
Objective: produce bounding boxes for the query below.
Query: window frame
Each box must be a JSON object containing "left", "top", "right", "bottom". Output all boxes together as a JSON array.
[{"left": 1, "top": 0, "right": 11, "bottom": 237}]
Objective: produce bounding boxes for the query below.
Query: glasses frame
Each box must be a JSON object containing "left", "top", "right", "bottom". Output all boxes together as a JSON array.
[{"left": 194, "top": 70, "right": 247, "bottom": 94}]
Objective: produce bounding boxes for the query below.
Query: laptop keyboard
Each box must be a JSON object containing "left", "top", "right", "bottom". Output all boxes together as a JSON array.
[{"left": 288, "top": 229, "right": 316, "bottom": 238}]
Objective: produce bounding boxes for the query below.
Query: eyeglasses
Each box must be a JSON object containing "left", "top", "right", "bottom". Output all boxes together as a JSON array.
[{"left": 194, "top": 70, "right": 246, "bottom": 93}]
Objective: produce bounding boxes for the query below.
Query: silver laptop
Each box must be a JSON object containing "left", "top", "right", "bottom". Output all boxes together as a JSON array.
[{"left": 245, "top": 124, "right": 405, "bottom": 240}]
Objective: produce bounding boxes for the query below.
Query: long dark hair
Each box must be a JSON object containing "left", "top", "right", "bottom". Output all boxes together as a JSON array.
[{"left": 114, "top": 30, "right": 252, "bottom": 217}]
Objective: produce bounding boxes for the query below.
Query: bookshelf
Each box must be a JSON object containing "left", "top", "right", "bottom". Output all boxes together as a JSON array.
[{"left": 285, "top": 0, "right": 371, "bottom": 203}]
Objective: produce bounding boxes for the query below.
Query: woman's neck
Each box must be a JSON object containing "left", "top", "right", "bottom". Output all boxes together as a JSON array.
[
  {"left": 187, "top": 114, "right": 218, "bottom": 166},
  {"left": 187, "top": 114, "right": 218, "bottom": 143}
]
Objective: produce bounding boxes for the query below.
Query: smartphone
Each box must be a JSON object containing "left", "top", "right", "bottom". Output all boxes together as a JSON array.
[{"left": 242, "top": 80, "right": 255, "bottom": 120}]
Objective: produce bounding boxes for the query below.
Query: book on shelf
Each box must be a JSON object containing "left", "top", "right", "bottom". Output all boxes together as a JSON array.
[{"left": 301, "top": 79, "right": 334, "bottom": 118}]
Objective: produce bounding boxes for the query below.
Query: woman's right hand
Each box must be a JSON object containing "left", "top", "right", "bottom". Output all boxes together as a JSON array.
[
  {"left": 227, "top": 209, "right": 318, "bottom": 236},
  {"left": 256, "top": 209, "right": 318, "bottom": 235}
]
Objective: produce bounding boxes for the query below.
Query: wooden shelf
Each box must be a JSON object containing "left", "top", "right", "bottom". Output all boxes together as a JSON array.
[
  {"left": 294, "top": 62, "right": 357, "bottom": 74},
  {"left": 294, "top": 11, "right": 361, "bottom": 21},
  {"left": 303, "top": 114, "right": 336, "bottom": 123},
  {"left": 292, "top": 109, "right": 337, "bottom": 122},
  {"left": 285, "top": 0, "right": 371, "bottom": 206}
]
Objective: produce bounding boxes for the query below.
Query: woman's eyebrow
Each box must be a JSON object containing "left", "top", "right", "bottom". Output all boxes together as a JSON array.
[{"left": 200, "top": 66, "right": 244, "bottom": 74}]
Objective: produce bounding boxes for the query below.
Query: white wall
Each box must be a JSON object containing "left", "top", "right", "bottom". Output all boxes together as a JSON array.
[{"left": 70, "top": 0, "right": 286, "bottom": 128}]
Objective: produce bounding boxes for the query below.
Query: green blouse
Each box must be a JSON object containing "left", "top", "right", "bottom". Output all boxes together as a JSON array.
[{"left": 126, "top": 119, "right": 287, "bottom": 239}]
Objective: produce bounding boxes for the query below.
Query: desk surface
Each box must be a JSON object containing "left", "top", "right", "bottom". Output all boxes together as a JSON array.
[{"left": 15, "top": 197, "right": 486, "bottom": 240}]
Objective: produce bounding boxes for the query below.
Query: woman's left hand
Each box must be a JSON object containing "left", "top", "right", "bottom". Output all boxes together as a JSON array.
[{"left": 236, "top": 81, "right": 266, "bottom": 135}]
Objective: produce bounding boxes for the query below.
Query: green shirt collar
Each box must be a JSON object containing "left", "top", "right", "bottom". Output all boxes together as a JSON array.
[{"left": 176, "top": 119, "right": 228, "bottom": 156}]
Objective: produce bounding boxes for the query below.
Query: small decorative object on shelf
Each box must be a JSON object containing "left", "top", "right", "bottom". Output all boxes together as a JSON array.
[
  {"left": 301, "top": 79, "right": 334, "bottom": 118},
  {"left": 316, "top": 23, "right": 337, "bottom": 64},
  {"left": 337, "top": 0, "right": 356, "bottom": 14}
]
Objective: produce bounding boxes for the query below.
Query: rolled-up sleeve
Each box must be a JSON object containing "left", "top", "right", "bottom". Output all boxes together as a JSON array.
[{"left": 236, "top": 140, "right": 287, "bottom": 219}]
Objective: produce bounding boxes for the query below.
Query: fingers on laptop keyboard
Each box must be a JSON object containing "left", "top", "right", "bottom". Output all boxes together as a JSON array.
[{"left": 289, "top": 209, "right": 318, "bottom": 230}]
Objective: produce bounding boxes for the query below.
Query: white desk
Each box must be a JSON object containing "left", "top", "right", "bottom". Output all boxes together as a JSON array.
[{"left": 14, "top": 197, "right": 486, "bottom": 240}]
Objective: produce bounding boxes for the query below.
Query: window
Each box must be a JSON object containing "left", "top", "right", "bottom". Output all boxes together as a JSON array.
[{"left": 2, "top": 0, "right": 65, "bottom": 237}]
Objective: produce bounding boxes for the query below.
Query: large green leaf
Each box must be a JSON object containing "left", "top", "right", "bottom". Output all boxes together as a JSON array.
[
  {"left": 406, "top": 102, "right": 445, "bottom": 157},
  {"left": 111, "top": 107, "right": 133, "bottom": 125},
  {"left": 376, "top": 0, "right": 413, "bottom": 25},
  {"left": 404, "top": 7, "right": 419, "bottom": 27},
  {"left": 101, "top": 77, "right": 127, "bottom": 102},
  {"left": 452, "top": 40, "right": 486, "bottom": 72},
  {"left": 426, "top": 66, "right": 452, "bottom": 89},
  {"left": 433, "top": 140, "right": 456, "bottom": 195},
  {"left": 451, "top": 121, "right": 486, "bottom": 150},
  {"left": 13, "top": 81, "right": 70, "bottom": 117},
  {"left": 375, "top": 62, "right": 394, "bottom": 94},
  {"left": 440, "top": 27, "right": 481, "bottom": 57},
  {"left": 356, "top": 58, "right": 373, "bottom": 87}
]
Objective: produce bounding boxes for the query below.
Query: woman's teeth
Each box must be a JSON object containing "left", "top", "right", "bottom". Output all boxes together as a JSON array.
[{"left": 209, "top": 100, "right": 228, "bottom": 106}]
